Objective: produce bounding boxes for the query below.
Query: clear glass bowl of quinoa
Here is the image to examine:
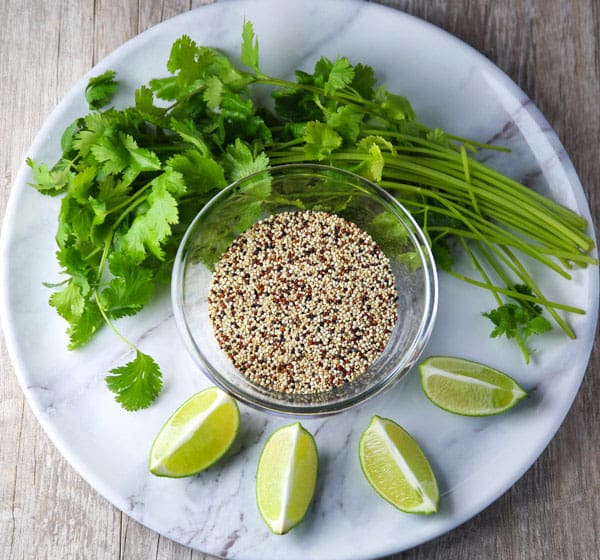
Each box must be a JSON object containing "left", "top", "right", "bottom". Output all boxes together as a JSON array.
[{"left": 172, "top": 164, "right": 438, "bottom": 416}]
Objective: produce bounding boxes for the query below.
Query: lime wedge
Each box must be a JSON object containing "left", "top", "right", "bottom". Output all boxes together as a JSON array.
[
  {"left": 359, "top": 416, "right": 439, "bottom": 514},
  {"left": 419, "top": 355, "right": 527, "bottom": 416},
  {"left": 256, "top": 422, "right": 319, "bottom": 535},
  {"left": 149, "top": 386, "right": 240, "bottom": 477}
]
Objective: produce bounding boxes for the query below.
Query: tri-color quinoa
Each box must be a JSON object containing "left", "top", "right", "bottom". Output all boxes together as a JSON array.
[{"left": 207, "top": 210, "right": 398, "bottom": 394}]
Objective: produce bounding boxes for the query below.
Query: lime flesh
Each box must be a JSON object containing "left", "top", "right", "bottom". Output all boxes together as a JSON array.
[
  {"left": 149, "top": 386, "right": 240, "bottom": 477},
  {"left": 419, "top": 356, "right": 527, "bottom": 416},
  {"left": 359, "top": 416, "right": 439, "bottom": 514},
  {"left": 256, "top": 422, "right": 319, "bottom": 535}
]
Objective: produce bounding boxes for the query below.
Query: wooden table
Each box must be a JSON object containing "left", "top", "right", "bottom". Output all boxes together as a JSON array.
[{"left": 1, "top": 1, "right": 598, "bottom": 558}]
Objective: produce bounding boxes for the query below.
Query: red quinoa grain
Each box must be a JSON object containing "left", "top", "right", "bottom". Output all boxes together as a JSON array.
[{"left": 207, "top": 210, "right": 398, "bottom": 394}]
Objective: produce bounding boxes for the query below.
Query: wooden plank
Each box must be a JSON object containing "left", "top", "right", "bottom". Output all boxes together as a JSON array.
[{"left": 0, "top": 1, "right": 124, "bottom": 559}]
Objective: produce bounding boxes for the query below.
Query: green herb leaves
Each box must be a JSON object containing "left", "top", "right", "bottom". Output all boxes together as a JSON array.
[
  {"left": 26, "top": 25, "right": 282, "bottom": 410},
  {"left": 120, "top": 170, "right": 184, "bottom": 261},
  {"left": 483, "top": 285, "right": 552, "bottom": 362},
  {"left": 28, "top": 21, "right": 596, "bottom": 410},
  {"left": 85, "top": 70, "right": 118, "bottom": 110},
  {"left": 303, "top": 122, "right": 342, "bottom": 160},
  {"left": 105, "top": 350, "right": 163, "bottom": 411},
  {"left": 241, "top": 20, "right": 261, "bottom": 75},
  {"left": 101, "top": 254, "right": 155, "bottom": 319}
]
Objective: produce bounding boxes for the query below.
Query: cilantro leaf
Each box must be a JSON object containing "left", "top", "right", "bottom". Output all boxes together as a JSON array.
[
  {"left": 354, "top": 136, "right": 386, "bottom": 181},
  {"left": 166, "top": 34, "right": 198, "bottom": 75},
  {"left": 426, "top": 128, "right": 449, "bottom": 146},
  {"left": 326, "top": 104, "right": 364, "bottom": 144},
  {"left": 56, "top": 194, "right": 96, "bottom": 249},
  {"left": 85, "top": 70, "right": 118, "bottom": 110},
  {"left": 325, "top": 57, "right": 355, "bottom": 95},
  {"left": 26, "top": 157, "right": 72, "bottom": 195},
  {"left": 91, "top": 131, "right": 161, "bottom": 181},
  {"left": 482, "top": 284, "right": 552, "bottom": 361},
  {"left": 430, "top": 238, "right": 455, "bottom": 272},
  {"left": 67, "top": 165, "right": 97, "bottom": 203},
  {"left": 524, "top": 315, "right": 554, "bottom": 337},
  {"left": 167, "top": 150, "right": 226, "bottom": 194},
  {"left": 170, "top": 118, "right": 211, "bottom": 157},
  {"left": 163, "top": 35, "right": 250, "bottom": 104},
  {"left": 272, "top": 85, "right": 322, "bottom": 121},
  {"left": 203, "top": 75, "right": 224, "bottom": 110},
  {"left": 96, "top": 175, "right": 132, "bottom": 212},
  {"left": 350, "top": 63, "right": 377, "bottom": 99},
  {"left": 303, "top": 121, "right": 342, "bottom": 160},
  {"left": 484, "top": 304, "right": 528, "bottom": 340},
  {"left": 67, "top": 301, "right": 104, "bottom": 350},
  {"left": 222, "top": 138, "right": 269, "bottom": 181},
  {"left": 134, "top": 85, "right": 167, "bottom": 125},
  {"left": 49, "top": 280, "right": 86, "bottom": 323},
  {"left": 61, "top": 118, "right": 83, "bottom": 153},
  {"left": 220, "top": 92, "right": 255, "bottom": 120},
  {"left": 148, "top": 76, "right": 180, "bottom": 101},
  {"left": 101, "top": 254, "right": 155, "bottom": 319},
  {"left": 105, "top": 350, "right": 163, "bottom": 411},
  {"left": 312, "top": 57, "right": 333, "bottom": 89},
  {"left": 368, "top": 211, "right": 410, "bottom": 258},
  {"left": 121, "top": 133, "right": 162, "bottom": 172},
  {"left": 241, "top": 20, "right": 261, "bottom": 74},
  {"left": 72, "top": 112, "right": 112, "bottom": 157},
  {"left": 90, "top": 132, "right": 130, "bottom": 175},
  {"left": 120, "top": 170, "right": 183, "bottom": 261},
  {"left": 374, "top": 86, "right": 416, "bottom": 121}
]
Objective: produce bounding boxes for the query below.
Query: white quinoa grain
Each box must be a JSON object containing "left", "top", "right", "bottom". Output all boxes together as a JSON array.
[{"left": 207, "top": 210, "right": 398, "bottom": 394}]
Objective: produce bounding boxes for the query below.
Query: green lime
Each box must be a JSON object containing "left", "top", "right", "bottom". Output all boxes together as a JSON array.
[
  {"left": 256, "top": 422, "right": 319, "bottom": 535},
  {"left": 359, "top": 415, "right": 439, "bottom": 514},
  {"left": 149, "top": 386, "right": 240, "bottom": 477},
  {"left": 419, "top": 355, "right": 527, "bottom": 416}
]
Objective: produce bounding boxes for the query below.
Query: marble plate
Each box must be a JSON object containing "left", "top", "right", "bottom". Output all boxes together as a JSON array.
[{"left": 1, "top": 1, "right": 597, "bottom": 558}]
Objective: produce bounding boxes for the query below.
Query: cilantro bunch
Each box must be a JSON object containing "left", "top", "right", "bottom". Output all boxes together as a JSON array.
[{"left": 27, "top": 22, "right": 596, "bottom": 410}]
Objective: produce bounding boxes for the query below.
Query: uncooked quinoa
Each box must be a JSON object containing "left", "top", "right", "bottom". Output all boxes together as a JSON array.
[{"left": 207, "top": 210, "right": 398, "bottom": 394}]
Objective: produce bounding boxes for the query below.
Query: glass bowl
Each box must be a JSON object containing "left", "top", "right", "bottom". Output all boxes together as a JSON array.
[{"left": 172, "top": 164, "right": 438, "bottom": 416}]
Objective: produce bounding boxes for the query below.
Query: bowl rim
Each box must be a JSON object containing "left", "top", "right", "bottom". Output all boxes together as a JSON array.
[{"left": 171, "top": 163, "right": 439, "bottom": 417}]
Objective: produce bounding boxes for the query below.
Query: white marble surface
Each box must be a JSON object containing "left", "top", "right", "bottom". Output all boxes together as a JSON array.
[{"left": 0, "top": 1, "right": 597, "bottom": 559}]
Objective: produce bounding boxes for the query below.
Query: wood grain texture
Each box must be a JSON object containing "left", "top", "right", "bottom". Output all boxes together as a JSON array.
[{"left": 1, "top": 1, "right": 598, "bottom": 559}]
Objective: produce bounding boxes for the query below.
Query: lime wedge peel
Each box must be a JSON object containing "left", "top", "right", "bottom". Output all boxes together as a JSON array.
[
  {"left": 419, "top": 356, "right": 528, "bottom": 417},
  {"left": 149, "top": 386, "right": 240, "bottom": 478},
  {"left": 256, "top": 422, "right": 319, "bottom": 535},
  {"left": 359, "top": 416, "right": 439, "bottom": 515}
]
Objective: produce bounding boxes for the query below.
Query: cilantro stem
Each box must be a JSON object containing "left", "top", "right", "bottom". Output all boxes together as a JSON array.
[
  {"left": 378, "top": 178, "right": 576, "bottom": 276},
  {"left": 444, "top": 272, "right": 584, "bottom": 314},
  {"left": 502, "top": 246, "right": 576, "bottom": 338},
  {"left": 270, "top": 147, "right": 592, "bottom": 266},
  {"left": 93, "top": 288, "right": 137, "bottom": 351},
  {"left": 472, "top": 240, "right": 574, "bottom": 339},
  {"left": 267, "top": 137, "right": 306, "bottom": 150},
  {"left": 83, "top": 246, "right": 103, "bottom": 262},
  {"left": 105, "top": 177, "right": 155, "bottom": 218},
  {"left": 446, "top": 134, "right": 512, "bottom": 153},
  {"left": 459, "top": 239, "right": 532, "bottom": 362},
  {"left": 460, "top": 145, "right": 480, "bottom": 215},
  {"left": 95, "top": 183, "right": 154, "bottom": 285},
  {"left": 382, "top": 156, "right": 590, "bottom": 249},
  {"left": 360, "top": 128, "right": 508, "bottom": 154}
]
